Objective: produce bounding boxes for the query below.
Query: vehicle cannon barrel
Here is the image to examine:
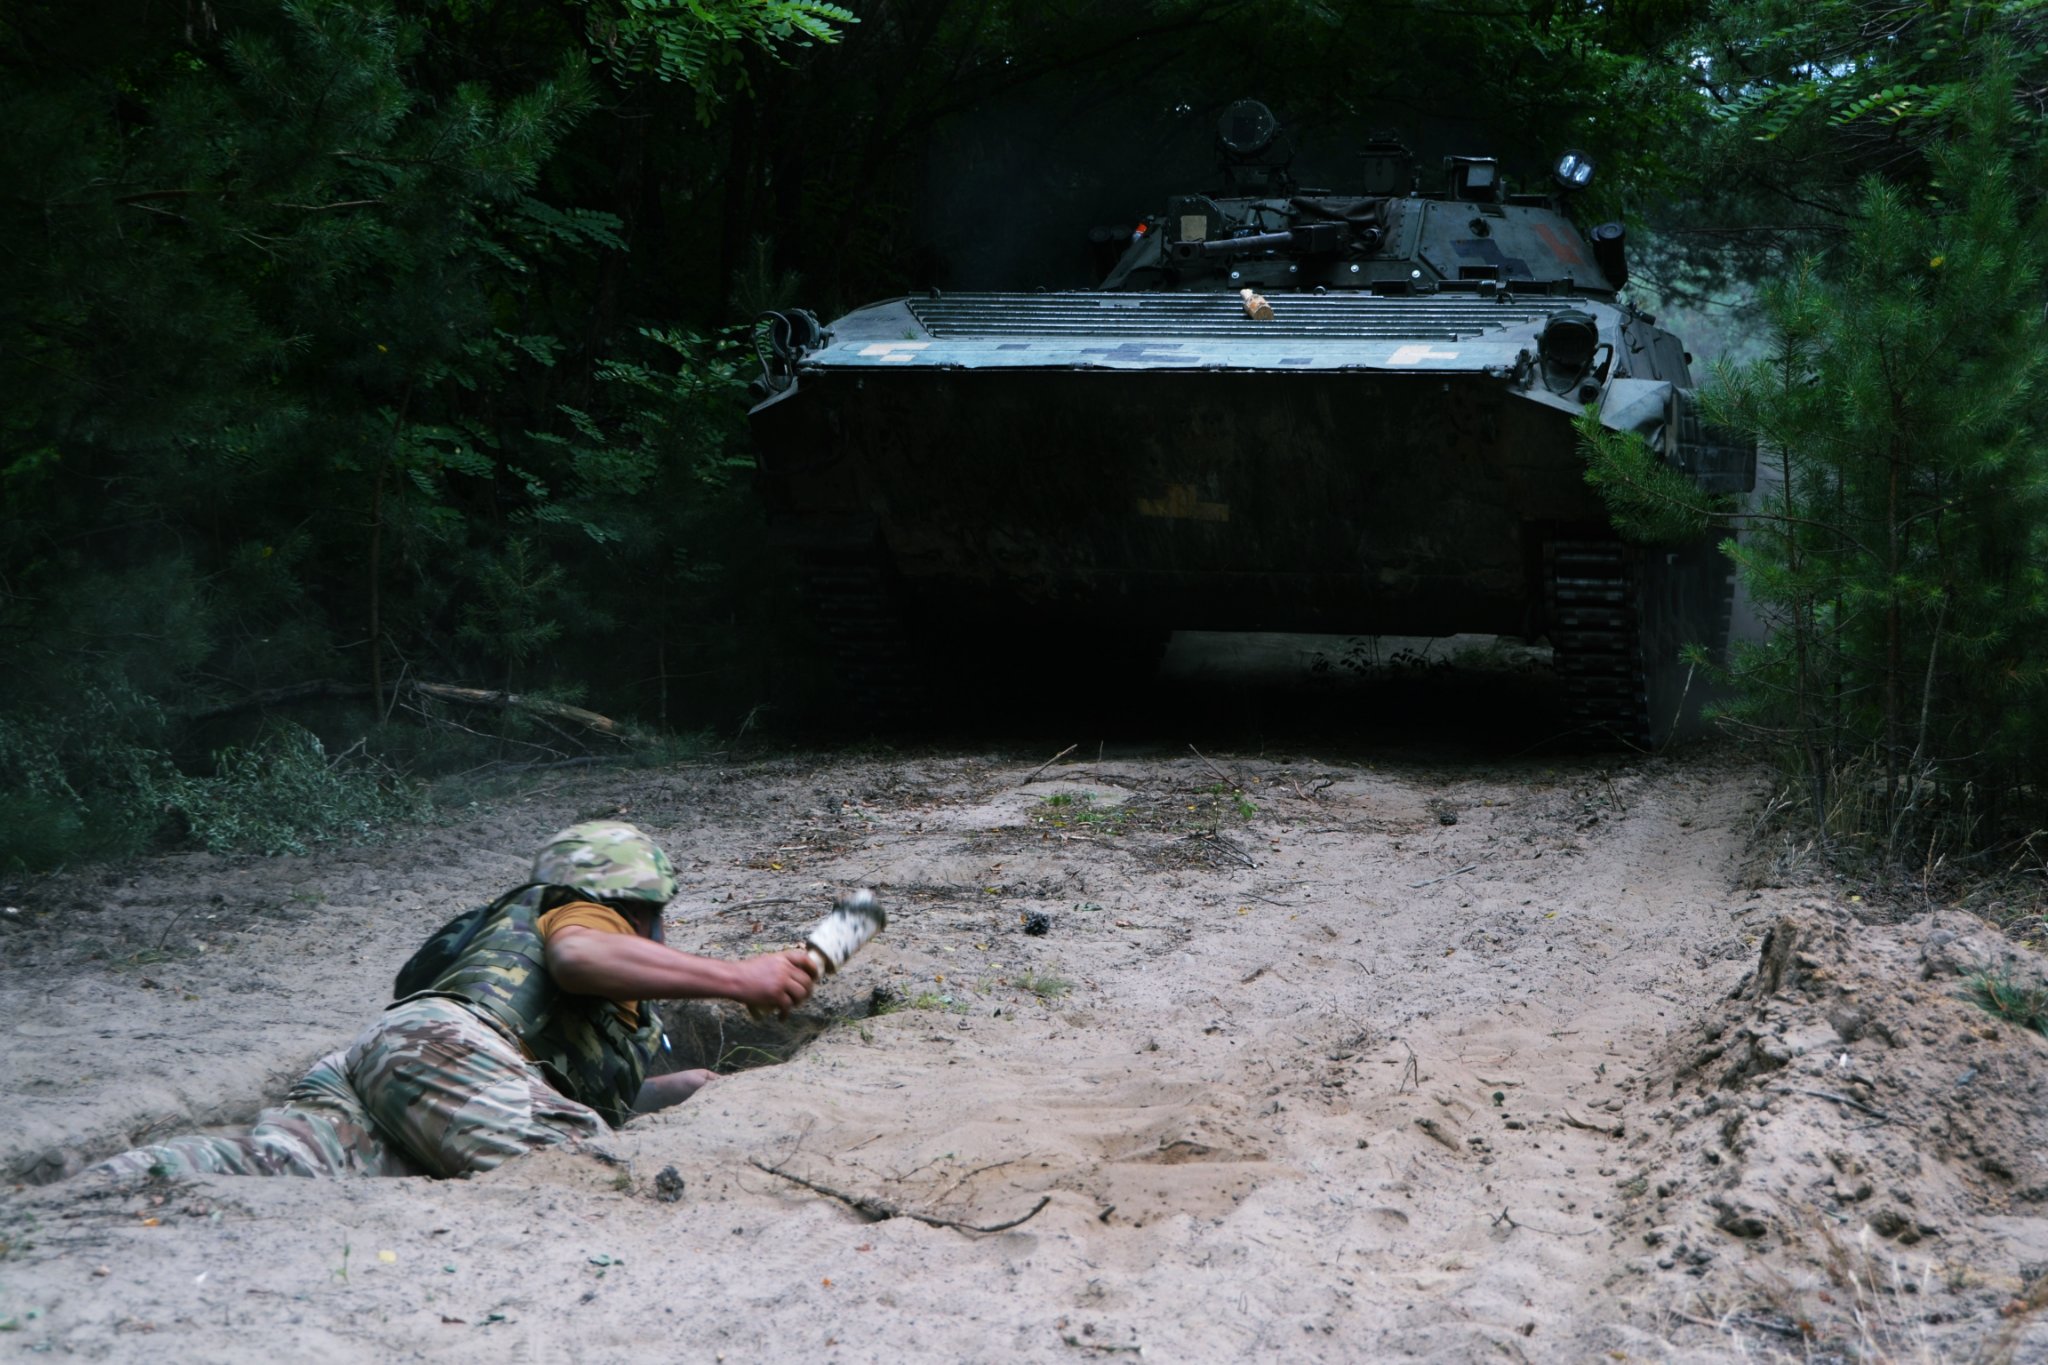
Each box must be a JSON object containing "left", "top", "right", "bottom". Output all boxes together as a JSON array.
[{"left": 1170, "top": 221, "right": 1348, "bottom": 261}]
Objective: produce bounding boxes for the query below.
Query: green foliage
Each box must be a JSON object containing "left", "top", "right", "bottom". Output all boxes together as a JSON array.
[
  {"left": 1644, "top": 2, "right": 2048, "bottom": 300},
  {"left": 873, "top": 989, "right": 956, "bottom": 1014},
  {"left": 0, "top": 0, "right": 831, "bottom": 865},
  {"left": 1575, "top": 407, "right": 1736, "bottom": 543},
  {"left": 0, "top": 701, "right": 423, "bottom": 871},
  {"left": 1200, "top": 782, "right": 1260, "bottom": 819},
  {"left": 168, "top": 725, "right": 429, "bottom": 857},
  {"left": 571, "top": 327, "right": 755, "bottom": 543},
  {"left": 1033, "top": 792, "right": 1128, "bottom": 833},
  {"left": 583, "top": 0, "right": 854, "bottom": 118},
  {"left": 1689, "top": 0, "right": 2044, "bottom": 160},
  {"left": 1966, "top": 968, "right": 2048, "bottom": 1037},
  {"left": 1827, "top": 84, "right": 1935, "bottom": 130},
  {"left": 0, "top": 688, "right": 191, "bottom": 872},
  {"left": 457, "top": 539, "right": 569, "bottom": 684},
  {"left": 1014, "top": 968, "right": 1072, "bottom": 1001},
  {"left": 1, "top": 0, "right": 588, "bottom": 858},
  {"left": 1702, "top": 66, "right": 2048, "bottom": 857}
]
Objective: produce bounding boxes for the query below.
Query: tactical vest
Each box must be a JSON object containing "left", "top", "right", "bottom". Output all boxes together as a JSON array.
[{"left": 416, "top": 889, "right": 661, "bottom": 1127}]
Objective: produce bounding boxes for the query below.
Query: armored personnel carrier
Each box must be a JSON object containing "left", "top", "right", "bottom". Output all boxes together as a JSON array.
[{"left": 749, "top": 100, "right": 1752, "bottom": 744}]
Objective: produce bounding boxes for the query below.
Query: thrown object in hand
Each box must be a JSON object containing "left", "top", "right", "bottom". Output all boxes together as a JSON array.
[
  {"left": 749, "top": 890, "right": 886, "bottom": 1018},
  {"left": 803, "top": 890, "right": 887, "bottom": 976}
]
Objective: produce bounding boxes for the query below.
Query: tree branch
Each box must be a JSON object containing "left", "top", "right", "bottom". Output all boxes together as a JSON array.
[
  {"left": 179, "top": 678, "right": 647, "bottom": 744},
  {"left": 747, "top": 1158, "right": 1051, "bottom": 1234}
]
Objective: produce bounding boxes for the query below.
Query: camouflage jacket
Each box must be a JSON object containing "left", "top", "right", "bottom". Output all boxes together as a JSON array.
[{"left": 415, "top": 889, "right": 661, "bottom": 1127}]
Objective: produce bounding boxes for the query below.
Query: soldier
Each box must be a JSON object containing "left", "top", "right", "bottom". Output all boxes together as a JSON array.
[{"left": 92, "top": 822, "right": 818, "bottom": 1180}]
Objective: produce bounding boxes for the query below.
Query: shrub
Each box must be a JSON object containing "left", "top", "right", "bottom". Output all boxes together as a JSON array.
[{"left": 168, "top": 724, "right": 428, "bottom": 857}]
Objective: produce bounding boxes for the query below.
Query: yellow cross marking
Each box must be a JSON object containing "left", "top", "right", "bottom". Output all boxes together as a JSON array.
[{"left": 1137, "top": 484, "right": 1230, "bottom": 522}]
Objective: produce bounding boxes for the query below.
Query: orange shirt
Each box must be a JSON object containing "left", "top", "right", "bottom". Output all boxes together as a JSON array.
[{"left": 535, "top": 899, "right": 645, "bottom": 1026}]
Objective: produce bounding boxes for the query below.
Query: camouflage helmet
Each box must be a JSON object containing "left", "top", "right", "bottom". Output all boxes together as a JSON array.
[{"left": 531, "top": 821, "right": 678, "bottom": 906}]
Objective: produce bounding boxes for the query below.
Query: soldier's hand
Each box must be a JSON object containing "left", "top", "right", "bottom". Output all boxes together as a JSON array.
[{"left": 737, "top": 948, "right": 818, "bottom": 1012}]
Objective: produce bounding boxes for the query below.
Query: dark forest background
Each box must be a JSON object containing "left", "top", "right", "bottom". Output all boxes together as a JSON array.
[{"left": 3, "top": 0, "right": 2043, "bottom": 876}]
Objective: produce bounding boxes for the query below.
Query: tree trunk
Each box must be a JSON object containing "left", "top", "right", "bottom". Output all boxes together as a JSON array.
[
  {"left": 369, "top": 456, "right": 385, "bottom": 711},
  {"left": 369, "top": 384, "right": 415, "bottom": 716},
  {"left": 1884, "top": 427, "right": 1903, "bottom": 822}
]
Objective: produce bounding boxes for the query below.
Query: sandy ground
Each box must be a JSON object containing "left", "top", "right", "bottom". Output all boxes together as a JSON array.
[{"left": 5, "top": 671, "right": 2048, "bottom": 1361}]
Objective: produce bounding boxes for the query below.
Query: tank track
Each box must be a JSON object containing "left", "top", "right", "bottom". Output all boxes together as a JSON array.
[{"left": 1545, "top": 541, "right": 1652, "bottom": 744}]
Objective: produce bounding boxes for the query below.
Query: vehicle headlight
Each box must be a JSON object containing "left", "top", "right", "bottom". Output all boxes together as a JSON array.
[{"left": 1552, "top": 149, "right": 1596, "bottom": 191}]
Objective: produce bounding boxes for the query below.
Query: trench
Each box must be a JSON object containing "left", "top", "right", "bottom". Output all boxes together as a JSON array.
[{"left": 650, "top": 986, "right": 889, "bottom": 1078}]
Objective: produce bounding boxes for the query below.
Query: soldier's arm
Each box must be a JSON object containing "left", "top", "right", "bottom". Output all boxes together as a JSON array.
[
  {"left": 545, "top": 926, "right": 817, "bottom": 1010},
  {"left": 633, "top": 1068, "right": 717, "bottom": 1114}
]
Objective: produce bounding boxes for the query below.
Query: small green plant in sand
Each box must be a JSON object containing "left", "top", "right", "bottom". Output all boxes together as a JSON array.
[
  {"left": 1185, "top": 782, "right": 1256, "bottom": 826},
  {"left": 1035, "top": 791, "right": 1128, "bottom": 833},
  {"left": 1016, "top": 968, "right": 1073, "bottom": 1000},
  {"left": 1201, "top": 782, "right": 1255, "bottom": 809},
  {"left": 869, "top": 986, "right": 956, "bottom": 1015},
  {"left": 1965, "top": 968, "right": 2048, "bottom": 1036}
]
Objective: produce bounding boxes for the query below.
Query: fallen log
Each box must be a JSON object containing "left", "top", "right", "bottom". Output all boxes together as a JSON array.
[
  {"left": 182, "top": 679, "right": 646, "bottom": 744},
  {"left": 410, "top": 683, "right": 645, "bottom": 743}
]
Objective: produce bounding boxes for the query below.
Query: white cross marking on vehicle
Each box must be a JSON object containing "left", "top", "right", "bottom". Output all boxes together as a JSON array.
[
  {"left": 1386, "top": 344, "right": 1461, "bottom": 364},
  {"left": 858, "top": 342, "right": 933, "bottom": 362}
]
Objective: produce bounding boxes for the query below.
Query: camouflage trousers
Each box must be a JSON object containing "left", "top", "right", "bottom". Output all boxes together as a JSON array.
[{"left": 90, "top": 996, "right": 609, "bottom": 1181}]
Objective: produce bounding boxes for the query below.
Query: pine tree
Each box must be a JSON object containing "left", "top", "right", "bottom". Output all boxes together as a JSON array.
[
  {"left": 1704, "top": 67, "right": 2048, "bottom": 858},
  {"left": 1, "top": 2, "right": 604, "bottom": 863}
]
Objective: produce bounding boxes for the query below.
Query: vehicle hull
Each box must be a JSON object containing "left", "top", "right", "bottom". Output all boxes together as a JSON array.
[
  {"left": 750, "top": 289, "right": 1747, "bottom": 743},
  {"left": 757, "top": 366, "right": 1621, "bottom": 637}
]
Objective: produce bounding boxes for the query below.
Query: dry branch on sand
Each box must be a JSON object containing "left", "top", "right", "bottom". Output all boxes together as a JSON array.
[{"left": 747, "top": 1158, "right": 1051, "bottom": 1234}]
